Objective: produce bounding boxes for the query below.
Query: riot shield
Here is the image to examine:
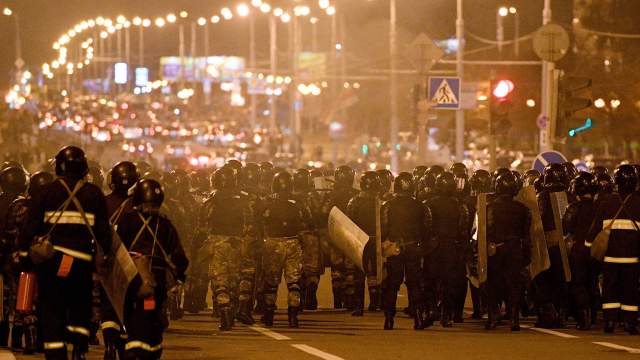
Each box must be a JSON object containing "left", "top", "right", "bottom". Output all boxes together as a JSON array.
[
  {"left": 476, "top": 193, "right": 488, "bottom": 286},
  {"left": 550, "top": 191, "right": 571, "bottom": 282},
  {"left": 327, "top": 206, "right": 369, "bottom": 271},
  {"left": 96, "top": 229, "right": 138, "bottom": 323},
  {"left": 515, "top": 186, "right": 550, "bottom": 279}
]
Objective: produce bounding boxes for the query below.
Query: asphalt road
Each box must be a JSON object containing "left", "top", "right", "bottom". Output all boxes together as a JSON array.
[{"left": 8, "top": 276, "right": 640, "bottom": 359}]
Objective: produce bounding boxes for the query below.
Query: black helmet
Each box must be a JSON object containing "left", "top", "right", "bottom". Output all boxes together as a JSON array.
[
  {"left": 562, "top": 162, "right": 578, "bottom": 182},
  {"left": 226, "top": 159, "right": 243, "bottom": 175},
  {"left": 272, "top": 171, "right": 293, "bottom": 195},
  {"left": 0, "top": 166, "right": 28, "bottom": 194},
  {"left": 543, "top": 163, "right": 567, "bottom": 190},
  {"left": 596, "top": 173, "right": 614, "bottom": 194},
  {"left": 491, "top": 168, "right": 512, "bottom": 191},
  {"left": 259, "top": 161, "right": 274, "bottom": 172},
  {"left": 28, "top": 171, "right": 54, "bottom": 198},
  {"left": 450, "top": 163, "right": 468, "bottom": 178},
  {"left": 110, "top": 161, "right": 139, "bottom": 193},
  {"left": 376, "top": 169, "right": 393, "bottom": 194},
  {"left": 393, "top": 172, "right": 414, "bottom": 195},
  {"left": 512, "top": 170, "right": 523, "bottom": 191},
  {"left": 412, "top": 166, "right": 428, "bottom": 182},
  {"left": 360, "top": 171, "right": 380, "bottom": 194},
  {"left": 55, "top": 146, "right": 89, "bottom": 178},
  {"left": 191, "top": 169, "right": 211, "bottom": 192},
  {"left": 469, "top": 170, "right": 492, "bottom": 194},
  {"left": 259, "top": 167, "right": 276, "bottom": 193},
  {"left": 591, "top": 166, "right": 609, "bottom": 177},
  {"left": 240, "top": 163, "right": 260, "bottom": 189},
  {"left": 0, "top": 161, "right": 23, "bottom": 172},
  {"left": 613, "top": 164, "right": 638, "bottom": 196},
  {"left": 524, "top": 169, "right": 541, "bottom": 187},
  {"left": 418, "top": 173, "right": 437, "bottom": 195},
  {"left": 335, "top": 166, "right": 355, "bottom": 189},
  {"left": 495, "top": 172, "right": 519, "bottom": 196},
  {"left": 132, "top": 179, "right": 165, "bottom": 209},
  {"left": 293, "top": 169, "right": 312, "bottom": 193},
  {"left": 213, "top": 167, "right": 237, "bottom": 190},
  {"left": 435, "top": 172, "right": 456, "bottom": 196},
  {"left": 426, "top": 165, "right": 445, "bottom": 179},
  {"left": 570, "top": 172, "right": 597, "bottom": 197}
]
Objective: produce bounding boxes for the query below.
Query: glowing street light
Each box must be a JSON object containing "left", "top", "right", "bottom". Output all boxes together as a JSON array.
[
  {"left": 117, "top": 15, "right": 126, "bottom": 24},
  {"left": 167, "top": 13, "right": 177, "bottom": 23},
  {"left": 211, "top": 15, "right": 221, "bottom": 23},
  {"left": 273, "top": 8, "right": 284, "bottom": 17},
  {"left": 237, "top": 4, "right": 250, "bottom": 17},
  {"left": 281, "top": 13, "right": 291, "bottom": 23},
  {"left": 498, "top": 6, "right": 509, "bottom": 17},
  {"left": 132, "top": 17, "right": 142, "bottom": 26},
  {"left": 594, "top": 98, "right": 606, "bottom": 109},
  {"left": 260, "top": 3, "right": 271, "bottom": 13},
  {"left": 526, "top": 99, "right": 536, "bottom": 108},
  {"left": 319, "top": 0, "right": 330, "bottom": 9},
  {"left": 179, "top": 11, "right": 188, "bottom": 19},
  {"left": 326, "top": 6, "right": 336, "bottom": 16},
  {"left": 197, "top": 17, "right": 207, "bottom": 26},
  {"left": 155, "top": 17, "right": 166, "bottom": 27},
  {"left": 509, "top": 6, "right": 517, "bottom": 14},
  {"left": 221, "top": 7, "right": 233, "bottom": 20},
  {"left": 3, "top": 7, "right": 13, "bottom": 16},
  {"left": 142, "top": 18, "right": 151, "bottom": 27},
  {"left": 610, "top": 99, "right": 621, "bottom": 109},
  {"left": 251, "top": 0, "right": 262, "bottom": 6}
]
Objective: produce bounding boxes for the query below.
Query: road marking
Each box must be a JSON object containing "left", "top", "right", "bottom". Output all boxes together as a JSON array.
[
  {"left": 522, "top": 325, "right": 579, "bottom": 339},
  {"left": 593, "top": 342, "right": 640, "bottom": 354},
  {"left": 291, "top": 344, "right": 345, "bottom": 360},
  {"left": 249, "top": 326, "right": 292, "bottom": 340}
]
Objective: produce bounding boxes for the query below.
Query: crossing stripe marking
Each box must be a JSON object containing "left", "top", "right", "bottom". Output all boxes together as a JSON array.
[
  {"left": 291, "top": 344, "right": 345, "bottom": 360},
  {"left": 537, "top": 154, "right": 549, "bottom": 167},
  {"left": 522, "top": 325, "right": 579, "bottom": 339},
  {"left": 593, "top": 342, "right": 640, "bottom": 354},
  {"left": 249, "top": 326, "right": 292, "bottom": 340}
]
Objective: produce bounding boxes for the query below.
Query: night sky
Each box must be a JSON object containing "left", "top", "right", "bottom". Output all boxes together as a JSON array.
[{"left": 0, "top": 0, "right": 572, "bottom": 88}]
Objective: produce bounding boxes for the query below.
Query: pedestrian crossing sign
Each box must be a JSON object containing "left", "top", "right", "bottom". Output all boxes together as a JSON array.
[{"left": 428, "top": 76, "right": 461, "bottom": 110}]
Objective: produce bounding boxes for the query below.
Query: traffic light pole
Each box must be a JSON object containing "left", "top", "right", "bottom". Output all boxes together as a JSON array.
[
  {"left": 455, "top": 0, "right": 465, "bottom": 162},
  {"left": 540, "top": 0, "right": 553, "bottom": 152}
]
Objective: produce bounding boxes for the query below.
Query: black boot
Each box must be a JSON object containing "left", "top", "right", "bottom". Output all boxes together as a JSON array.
[
  {"left": 383, "top": 313, "right": 394, "bottom": 330},
  {"left": 263, "top": 309, "right": 274, "bottom": 327},
  {"left": 603, "top": 320, "right": 615, "bottom": 333},
  {"left": 414, "top": 310, "right": 425, "bottom": 330},
  {"left": 441, "top": 306, "right": 452, "bottom": 328},
  {"left": 305, "top": 284, "right": 318, "bottom": 310},
  {"left": 288, "top": 307, "right": 299, "bottom": 328},
  {"left": 0, "top": 321, "right": 9, "bottom": 347},
  {"left": 236, "top": 300, "right": 255, "bottom": 325},
  {"left": 72, "top": 348, "right": 87, "bottom": 360},
  {"left": 624, "top": 323, "right": 639, "bottom": 335},
  {"left": 219, "top": 307, "right": 234, "bottom": 331},
  {"left": 368, "top": 288, "right": 378, "bottom": 312},
  {"left": 423, "top": 307, "right": 434, "bottom": 328},
  {"left": 576, "top": 309, "right": 590, "bottom": 331},
  {"left": 485, "top": 307, "right": 497, "bottom": 330},
  {"left": 103, "top": 340, "right": 117, "bottom": 360},
  {"left": 23, "top": 325, "right": 37, "bottom": 355},
  {"left": 510, "top": 308, "right": 520, "bottom": 332},
  {"left": 11, "top": 325, "right": 23, "bottom": 350}
]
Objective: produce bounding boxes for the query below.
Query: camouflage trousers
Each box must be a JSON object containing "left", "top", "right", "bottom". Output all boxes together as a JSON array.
[
  {"left": 208, "top": 235, "right": 256, "bottom": 308},
  {"left": 319, "top": 229, "right": 345, "bottom": 293},
  {"left": 301, "top": 231, "right": 322, "bottom": 286},
  {"left": 263, "top": 237, "right": 303, "bottom": 309}
]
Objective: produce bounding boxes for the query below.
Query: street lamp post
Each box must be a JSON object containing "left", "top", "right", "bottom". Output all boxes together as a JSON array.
[
  {"left": 390, "top": 0, "right": 399, "bottom": 172},
  {"left": 455, "top": 0, "right": 465, "bottom": 162},
  {"left": 3, "top": 7, "right": 23, "bottom": 82},
  {"left": 249, "top": 11, "right": 257, "bottom": 129},
  {"left": 269, "top": 14, "right": 278, "bottom": 135}
]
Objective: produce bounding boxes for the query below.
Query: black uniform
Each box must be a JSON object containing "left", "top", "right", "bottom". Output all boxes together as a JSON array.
[
  {"left": 588, "top": 192, "right": 640, "bottom": 328},
  {"left": 0, "top": 191, "right": 22, "bottom": 346},
  {"left": 21, "top": 178, "right": 111, "bottom": 358},
  {"left": 486, "top": 194, "right": 531, "bottom": 329},
  {"left": 380, "top": 194, "right": 426, "bottom": 323},
  {"left": 563, "top": 196, "right": 598, "bottom": 328},
  {"left": 423, "top": 194, "right": 469, "bottom": 326},
  {"left": 117, "top": 210, "right": 188, "bottom": 359}
]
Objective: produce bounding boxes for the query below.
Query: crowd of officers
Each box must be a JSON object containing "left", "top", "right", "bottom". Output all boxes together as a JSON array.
[{"left": 0, "top": 145, "right": 638, "bottom": 359}]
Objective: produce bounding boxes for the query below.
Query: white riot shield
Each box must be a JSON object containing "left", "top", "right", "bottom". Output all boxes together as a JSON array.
[
  {"left": 515, "top": 186, "right": 550, "bottom": 279},
  {"left": 327, "top": 206, "right": 369, "bottom": 271},
  {"left": 550, "top": 191, "right": 571, "bottom": 282}
]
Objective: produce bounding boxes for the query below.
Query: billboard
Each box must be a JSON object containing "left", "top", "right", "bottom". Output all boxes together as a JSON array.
[
  {"left": 114, "top": 62, "right": 128, "bottom": 84},
  {"left": 160, "top": 56, "right": 245, "bottom": 82}
]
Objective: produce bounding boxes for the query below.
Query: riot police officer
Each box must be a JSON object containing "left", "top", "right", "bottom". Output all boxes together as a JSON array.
[
  {"left": 468, "top": 169, "right": 492, "bottom": 319},
  {"left": 423, "top": 172, "right": 470, "bottom": 328},
  {"left": 260, "top": 172, "right": 310, "bottom": 328},
  {"left": 450, "top": 163, "right": 473, "bottom": 323},
  {"left": 102, "top": 161, "right": 139, "bottom": 359},
  {"left": 535, "top": 163, "right": 570, "bottom": 328},
  {"left": 204, "top": 167, "right": 256, "bottom": 330},
  {"left": 485, "top": 173, "right": 531, "bottom": 331},
  {"left": 563, "top": 172, "right": 598, "bottom": 330},
  {"left": 376, "top": 169, "right": 394, "bottom": 201},
  {"left": 380, "top": 173, "right": 427, "bottom": 330},
  {"left": 292, "top": 169, "right": 321, "bottom": 311},
  {"left": 117, "top": 179, "right": 188, "bottom": 358},
  {"left": 8, "top": 171, "right": 54, "bottom": 354},
  {"left": 346, "top": 171, "right": 381, "bottom": 314},
  {"left": 21, "top": 146, "right": 112, "bottom": 360},
  {"left": 588, "top": 165, "right": 640, "bottom": 334},
  {"left": 328, "top": 166, "right": 358, "bottom": 309}
]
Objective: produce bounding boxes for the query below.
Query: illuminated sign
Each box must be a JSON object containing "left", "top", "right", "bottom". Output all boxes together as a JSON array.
[{"left": 114, "top": 62, "right": 128, "bottom": 84}]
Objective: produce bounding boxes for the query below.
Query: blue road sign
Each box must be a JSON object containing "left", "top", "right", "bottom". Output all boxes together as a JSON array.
[
  {"left": 533, "top": 150, "right": 568, "bottom": 174},
  {"left": 428, "top": 77, "right": 461, "bottom": 110}
]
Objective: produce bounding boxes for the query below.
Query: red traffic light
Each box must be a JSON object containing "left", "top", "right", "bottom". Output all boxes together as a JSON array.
[{"left": 492, "top": 80, "right": 515, "bottom": 99}]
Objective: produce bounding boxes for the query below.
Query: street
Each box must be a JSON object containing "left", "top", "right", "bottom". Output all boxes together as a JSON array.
[{"left": 10, "top": 310, "right": 640, "bottom": 360}]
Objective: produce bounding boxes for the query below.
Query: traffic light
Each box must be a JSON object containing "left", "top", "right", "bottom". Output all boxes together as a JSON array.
[
  {"left": 555, "top": 73, "right": 592, "bottom": 139},
  {"left": 490, "top": 80, "right": 515, "bottom": 135}
]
